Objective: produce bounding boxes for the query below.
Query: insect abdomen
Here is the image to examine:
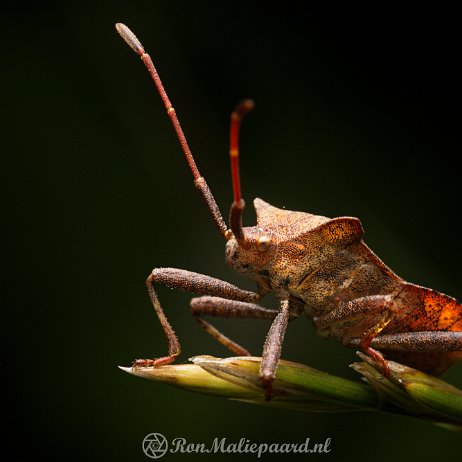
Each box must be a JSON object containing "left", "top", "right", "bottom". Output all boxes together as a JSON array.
[{"left": 383, "top": 283, "right": 462, "bottom": 333}]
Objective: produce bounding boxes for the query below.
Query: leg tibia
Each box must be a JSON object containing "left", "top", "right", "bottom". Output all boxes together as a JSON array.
[
  {"left": 260, "top": 299, "right": 290, "bottom": 401},
  {"left": 190, "top": 296, "right": 278, "bottom": 356},
  {"left": 137, "top": 268, "right": 261, "bottom": 368}
]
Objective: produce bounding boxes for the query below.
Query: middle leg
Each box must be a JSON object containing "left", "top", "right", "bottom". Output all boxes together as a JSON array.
[
  {"left": 190, "top": 296, "right": 278, "bottom": 356},
  {"left": 190, "top": 295, "right": 291, "bottom": 400}
]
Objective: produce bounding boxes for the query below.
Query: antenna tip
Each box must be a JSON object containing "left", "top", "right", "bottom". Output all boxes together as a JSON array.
[
  {"left": 234, "top": 99, "right": 255, "bottom": 117},
  {"left": 115, "top": 23, "right": 144, "bottom": 55},
  {"left": 232, "top": 100, "right": 255, "bottom": 122}
]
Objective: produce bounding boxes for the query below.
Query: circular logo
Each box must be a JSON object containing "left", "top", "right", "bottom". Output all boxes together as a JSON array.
[{"left": 142, "top": 433, "right": 168, "bottom": 459}]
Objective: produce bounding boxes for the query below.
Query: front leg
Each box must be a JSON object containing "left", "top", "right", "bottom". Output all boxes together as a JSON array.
[{"left": 135, "top": 268, "right": 260, "bottom": 368}]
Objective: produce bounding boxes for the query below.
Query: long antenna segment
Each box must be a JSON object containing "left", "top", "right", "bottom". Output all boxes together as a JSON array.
[
  {"left": 115, "top": 23, "right": 229, "bottom": 239},
  {"left": 229, "top": 100, "right": 254, "bottom": 245}
]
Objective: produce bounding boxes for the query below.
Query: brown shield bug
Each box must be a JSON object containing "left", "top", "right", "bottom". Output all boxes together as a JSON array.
[{"left": 115, "top": 23, "right": 462, "bottom": 399}]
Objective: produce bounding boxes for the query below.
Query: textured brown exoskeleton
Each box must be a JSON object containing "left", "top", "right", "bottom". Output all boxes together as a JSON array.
[{"left": 116, "top": 23, "right": 462, "bottom": 399}]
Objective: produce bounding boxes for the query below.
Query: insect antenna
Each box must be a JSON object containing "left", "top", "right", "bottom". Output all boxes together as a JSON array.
[
  {"left": 229, "top": 100, "right": 255, "bottom": 246},
  {"left": 115, "top": 23, "right": 229, "bottom": 239}
]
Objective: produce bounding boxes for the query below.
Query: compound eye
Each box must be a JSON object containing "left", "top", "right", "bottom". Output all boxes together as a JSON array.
[{"left": 256, "top": 235, "right": 272, "bottom": 252}]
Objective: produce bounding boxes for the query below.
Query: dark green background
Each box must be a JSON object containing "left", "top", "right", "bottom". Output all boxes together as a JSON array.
[{"left": 4, "top": 2, "right": 461, "bottom": 461}]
